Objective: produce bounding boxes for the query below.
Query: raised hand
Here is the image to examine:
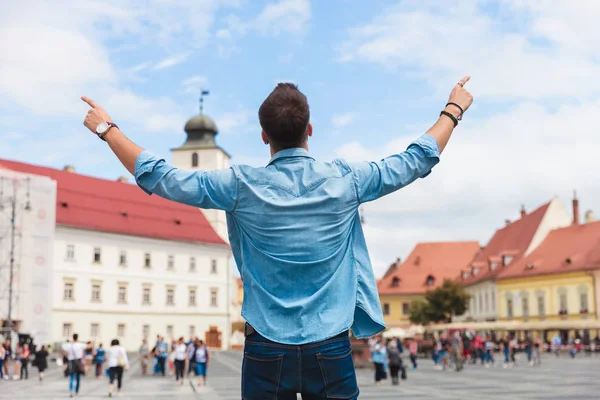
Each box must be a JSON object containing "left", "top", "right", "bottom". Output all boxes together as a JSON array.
[
  {"left": 81, "top": 96, "right": 113, "bottom": 134},
  {"left": 446, "top": 76, "right": 473, "bottom": 116}
]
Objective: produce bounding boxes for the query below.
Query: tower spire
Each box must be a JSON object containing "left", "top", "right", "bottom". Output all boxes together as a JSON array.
[{"left": 199, "top": 88, "right": 210, "bottom": 115}]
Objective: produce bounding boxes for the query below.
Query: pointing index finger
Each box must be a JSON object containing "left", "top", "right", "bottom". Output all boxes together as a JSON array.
[
  {"left": 458, "top": 76, "right": 471, "bottom": 86},
  {"left": 81, "top": 96, "right": 97, "bottom": 108}
]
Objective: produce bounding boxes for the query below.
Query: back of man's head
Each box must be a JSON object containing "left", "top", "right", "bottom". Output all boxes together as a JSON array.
[
  {"left": 73, "top": 333, "right": 78, "bottom": 342},
  {"left": 259, "top": 83, "right": 310, "bottom": 150}
]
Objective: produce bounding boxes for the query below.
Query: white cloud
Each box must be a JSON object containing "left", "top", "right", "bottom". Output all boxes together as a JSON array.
[
  {"left": 215, "top": 109, "right": 256, "bottom": 134},
  {"left": 335, "top": 99, "right": 599, "bottom": 276},
  {"left": 331, "top": 112, "right": 356, "bottom": 129},
  {"left": 180, "top": 76, "right": 209, "bottom": 94},
  {"left": 153, "top": 52, "right": 192, "bottom": 70},
  {"left": 337, "top": 1, "right": 600, "bottom": 100},
  {"left": 221, "top": 0, "right": 311, "bottom": 39}
]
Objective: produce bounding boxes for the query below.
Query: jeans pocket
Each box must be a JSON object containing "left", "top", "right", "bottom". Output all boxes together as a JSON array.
[
  {"left": 317, "top": 347, "right": 358, "bottom": 399},
  {"left": 242, "top": 352, "right": 283, "bottom": 400}
]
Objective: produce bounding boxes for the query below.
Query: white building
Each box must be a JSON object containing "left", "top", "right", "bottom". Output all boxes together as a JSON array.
[
  {"left": 0, "top": 109, "right": 236, "bottom": 351},
  {"left": 455, "top": 198, "right": 572, "bottom": 322}
]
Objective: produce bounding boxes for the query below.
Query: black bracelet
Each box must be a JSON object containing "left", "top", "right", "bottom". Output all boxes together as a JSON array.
[
  {"left": 446, "top": 102, "right": 464, "bottom": 120},
  {"left": 440, "top": 111, "right": 458, "bottom": 127}
]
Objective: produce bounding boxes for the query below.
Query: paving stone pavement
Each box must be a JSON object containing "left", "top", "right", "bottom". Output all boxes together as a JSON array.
[{"left": 2, "top": 352, "right": 600, "bottom": 399}]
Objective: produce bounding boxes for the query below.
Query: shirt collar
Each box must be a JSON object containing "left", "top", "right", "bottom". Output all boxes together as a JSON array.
[{"left": 267, "top": 147, "right": 315, "bottom": 166}]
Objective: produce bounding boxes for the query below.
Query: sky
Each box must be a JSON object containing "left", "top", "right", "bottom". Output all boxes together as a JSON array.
[{"left": 1, "top": 0, "right": 599, "bottom": 277}]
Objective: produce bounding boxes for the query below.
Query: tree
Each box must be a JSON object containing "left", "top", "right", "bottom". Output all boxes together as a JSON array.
[{"left": 408, "top": 279, "right": 470, "bottom": 325}]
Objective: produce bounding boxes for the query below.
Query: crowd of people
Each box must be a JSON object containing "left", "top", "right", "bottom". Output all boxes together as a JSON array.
[
  {"left": 0, "top": 339, "right": 49, "bottom": 381},
  {"left": 368, "top": 335, "right": 419, "bottom": 385},
  {"left": 57, "top": 333, "right": 210, "bottom": 397}
]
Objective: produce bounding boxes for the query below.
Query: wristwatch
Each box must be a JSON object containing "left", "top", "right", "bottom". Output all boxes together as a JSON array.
[{"left": 95, "top": 121, "right": 118, "bottom": 141}]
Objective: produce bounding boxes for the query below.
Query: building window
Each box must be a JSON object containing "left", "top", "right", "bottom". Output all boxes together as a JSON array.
[
  {"left": 119, "top": 250, "right": 127, "bottom": 266},
  {"left": 507, "top": 299, "right": 513, "bottom": 319},
  {"left": 166, "top": 325, "right": 173, "bottom": 338},
  {"left": 484, "top": 293, "right": 489, "bottom": 313},
  {"left": 167, "top": 288, "right": 175, "bottom": 306},
  {"left": 426, "top": 276, "right": 435, "bottom": 286},
  {"left": 580, "top": 292, "right": 589, "bottom": 312},
  {"left": 167, "top": 255, "right": 175, "bottom": 270},
  {"left": 142, "top": 324, "right": 150, "bottom": 339},
  {"left": 522, "top": 297, "right": 529, "bottom": 318},
  {"left": 478, "top": 294, "right": 483, "bottom": 314},
  {"left": 142, "top": 287, "right": 151, "bottom": 305},
  {"left": 64, "top": 282, "right": 74, "bottom": 300},
  {"left": 93, "top": 247, "right": 101, "bottom": 263},
  {"left": 189, "top": 288, "right": 197, "bottom": 306},
  {"left": 537, "top": 295, "right": 545, "bottom": 317},
  {"left": 211, "top": 259, "right": 218, "bottom": 274},
  {"left": 62, "top": 323, "right": 73, "bottom": 338},
  {"left": 210, "top": 289, "right": 218, "bottom": 307},
  {"left": 117, "top": 324, "right": 126, "bottom": 337},
  {"left": 91, "top": 284, "right": 101, "bottom": 302},
  {"left": 391, "top": 277, "right": 400, "bottom": 287},
  {"left": 192, "top": 152, "right": 199, "bottom": 167},
  {"left": 118, "top": 285, "right": 127, "bottom": 304},
  {"left": 383, "top": 303, "right": 390, "bottom": 316},
  {"left": 402, "top": 302, "right": 410, "bottom": 316},
  {"left": 491, "top": 290, "right": 496, "bottom": 310},
  {"left": 91, "top": 323, "right": 100, "bottom": 338},
  {"left": 189, "top": 325, "right": 196, "bottom": 338},
  {"left": 144, "top": 253, "right": 151, "bottom": 268},
  {"left": 559, "top": 292, "right": 568, "bottom": 314},
  {"left": 190, "top": 257, "right": 196, "bottom": 272},
  {"left": 66, "top": 244, "right": 75, "bottom": 260}
]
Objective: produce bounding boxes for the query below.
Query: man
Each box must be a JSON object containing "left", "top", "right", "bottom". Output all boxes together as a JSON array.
[
  {"left": 155, "top": 337, "right": 168, "bottom": 377},
  {"left": 81, "top": 77, "right": 472, "bottom": 399},
  {"left": 63, "top": 333, "right": 86, "bottom": 397},
  {"left": 139, "top": 339, "right": 150, "bottom": 376},
  {"left": 173, "top": 337, "right": 187, "bottom": 385}
]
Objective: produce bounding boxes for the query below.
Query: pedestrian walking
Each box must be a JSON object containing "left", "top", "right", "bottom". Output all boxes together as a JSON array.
[
  {"left": 107, "top": 339, "right": 129, "bottom": 397},
  {"left": 155, "top": 337, "right": 168, "bottom": 377},
  {"left": 371, "top": 337, "right": 387, "bottom": 385},
  {"left": 84, "top": 342, "right": 94, "bottom": 376},
  {"left": 34, "top": 345, "right": 49, "bottom": 381},
  {"left": 2, "top": 339, "right": 10, "bottom": 380},
  {"left": 387, "top": 340, "right": 402, "bottom": 385},
  {"left": 94, "top": 343, "right": 105, "bottom": 379},
  {"left": 193, "top": 340, "right": 209, "bottom": 387},
  {"left": 0, "top": 343, "right": 5, "bottom": 380},
  {"left": 13, "top": 342, "right": 22, "bottom": 380},
  {"left": 63, "top": 333, "right": 86, "bottom": 397},
  {"left": 409, "top": 339, "right": 418, "bottom": 370},
  {"left": 174, "top": 337, "right": 187, "bottom": 385},
  {"left": 139, "top": 340, "right": 150, "bottom": 376},
  {"left": 81, "top": 75, "right": 473, "bottom": 399}
]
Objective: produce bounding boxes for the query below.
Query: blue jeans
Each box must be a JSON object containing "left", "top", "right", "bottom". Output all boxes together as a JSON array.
[
  {"left": 0, "top": 359, "right": 4, "bottom": 378},
  {"left": 242, "top": 329, "right": 359, "bottom": 400},
  {"left": 69, "top": 373, "right": 81, "bottom": 393},
  {"left": 485, "top": 349, "right": 494, "bottom": 363}
]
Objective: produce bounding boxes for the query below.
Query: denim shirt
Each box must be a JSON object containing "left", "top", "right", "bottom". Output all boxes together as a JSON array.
[{"left": 135, "top": 134, "right": 440, "bottom": 344}]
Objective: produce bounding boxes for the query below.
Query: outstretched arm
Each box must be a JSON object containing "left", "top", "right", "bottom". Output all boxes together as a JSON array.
[
  {"left": 81, "top": 97, "right": 237, "bottom": 211},
  {"left": 350, "top": 76, "right": 473, "bottom": 203}
]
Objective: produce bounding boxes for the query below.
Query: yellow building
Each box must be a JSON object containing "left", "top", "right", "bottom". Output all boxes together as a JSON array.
[
  {"left": 496, "top": 220, "right": 600, "bottom": 340},
  {"left": 377, "top": 242, "right": 481, "bottom": 326}
]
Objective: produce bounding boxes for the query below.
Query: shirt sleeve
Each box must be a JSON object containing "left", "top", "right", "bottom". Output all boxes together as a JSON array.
[
  {"left": 134, "top": 151, "right": 238, "bottom": 212},
  {"left": 349, "top": 133, "right": 440, "bottom": 203}
]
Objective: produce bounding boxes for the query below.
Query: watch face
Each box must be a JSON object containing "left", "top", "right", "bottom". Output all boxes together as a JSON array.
[{"left": 96, "top": 121, "right": 109, "bottom": 134}]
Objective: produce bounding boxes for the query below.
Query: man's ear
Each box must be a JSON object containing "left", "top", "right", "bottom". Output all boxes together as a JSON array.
[
  {"left": 261, "top": 130, "right": 269, "bottom": 144},
  {"left": 307, "top": 123, "right": 313, "bottom": 137}
]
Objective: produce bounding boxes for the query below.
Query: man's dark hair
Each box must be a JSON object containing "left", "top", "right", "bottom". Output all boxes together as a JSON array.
[
  {"left": 73, "top": 333, "right": 78, "bottom": 341},
  {"left": 111, "top": 339, "right": 119, "bottom": 346},
  {"left": 259, "top": 83, "right": 310, "bottom": 150}
]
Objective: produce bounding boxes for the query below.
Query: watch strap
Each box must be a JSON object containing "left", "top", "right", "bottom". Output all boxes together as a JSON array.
[{"left": 98, "top": 122, "right": 118, "bottom": 141}]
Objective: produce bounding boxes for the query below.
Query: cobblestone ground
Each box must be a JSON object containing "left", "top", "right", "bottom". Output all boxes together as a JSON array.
[{"left": 3, "top": 352, "right": 600, "bottom": 399}]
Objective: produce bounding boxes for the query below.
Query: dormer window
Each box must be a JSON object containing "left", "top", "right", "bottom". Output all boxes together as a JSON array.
[
  {"left": 490, "top": 261, "right": 499, "bottom": 270},
  {"left": 414, "top": 256, "right": 421, "bottom": 266},
  {"left": 426, "top": 276, "right": 434, "bottom": 286},
  {"left": 391, "top": 277, "right": 400, "bottom": 287},
  {"left": 502, "top": 255, "right": 514, "bottom": 266},
  {"left": 526, "top": 263, "right": 534, "bottom": 270},
  {"left": 472, "top": 267, "right": 480, "bottom": 276},
  {"left": 461, "top": 271, "right": 470, "bottom": 280}
]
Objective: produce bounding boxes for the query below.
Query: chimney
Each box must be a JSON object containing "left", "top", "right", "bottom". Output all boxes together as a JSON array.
[
  {"left": 520, "top": 205, "right": 526, "bottom": 219},
  {"left": 573, "top": 191, "right": 580, "bottom": 225},
  {"left": 117, "top": 176, "right": 128, "bottom": 183},
  {"left": 585, "top": 210, "right": 595, "bottom": 224},
  {"left": 63, "top": 165, "right": 75, "bottom": 173},
  {"left": 505, "top": 219, "right": 511, "bottom": 226},
  {"left": 395, "top": 257, "right": 401, "bottom": 266}
]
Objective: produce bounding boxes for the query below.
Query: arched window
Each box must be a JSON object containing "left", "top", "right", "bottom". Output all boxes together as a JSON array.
[{"left": 191, "top": 152, "right": 199, "bottom": 167}]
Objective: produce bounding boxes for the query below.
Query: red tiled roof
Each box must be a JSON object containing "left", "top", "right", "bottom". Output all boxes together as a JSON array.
[
  {"left": 0, "top": 158, "right": 226, "bottom": 245},
  {"left": 378, "top": 241, "right": 481, "bottom": 295},
  {"left": 497, "top": 221, "right": 600, "bottom": 280},
  {"left": 460, "top": 202, "right": 550, "bottom": 286}
]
